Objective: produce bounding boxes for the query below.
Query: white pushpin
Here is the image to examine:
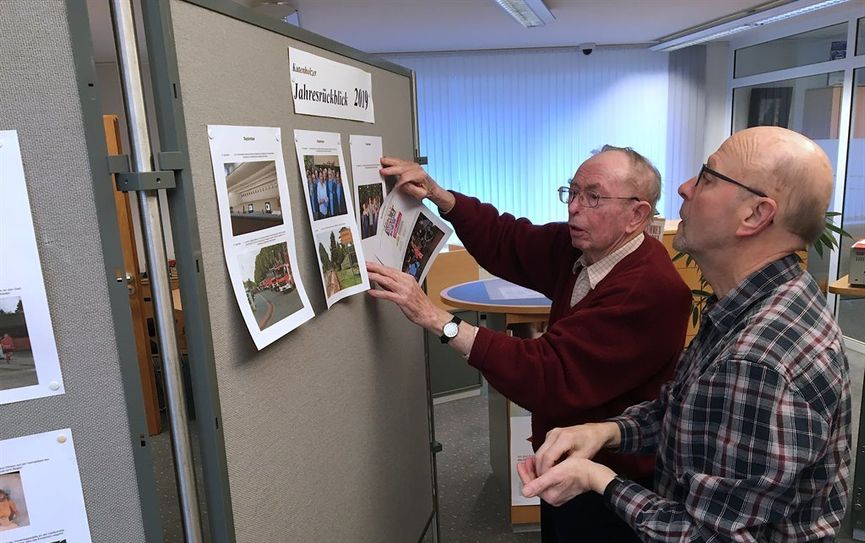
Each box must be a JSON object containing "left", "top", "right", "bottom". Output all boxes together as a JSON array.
[{"left": 49, "top": 381, "right": 60, "bottom": 391}]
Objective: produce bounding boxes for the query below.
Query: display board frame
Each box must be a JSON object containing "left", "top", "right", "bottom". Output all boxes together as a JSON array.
[
  {"left": 0, "top": 1, "right": 164, "bottom": 541},
  {"left": 139, "top": 1, "right": 435, "bottom": 541}
]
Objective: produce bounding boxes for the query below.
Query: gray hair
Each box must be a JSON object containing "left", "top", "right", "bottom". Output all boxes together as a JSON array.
[{"left": 595, "top": 144, "right": 662, "bottom": 212}]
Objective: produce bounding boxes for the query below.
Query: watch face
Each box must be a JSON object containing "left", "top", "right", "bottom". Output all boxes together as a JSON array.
[{"left": 443, "top": 321, "right": 459, "bottom": 338}]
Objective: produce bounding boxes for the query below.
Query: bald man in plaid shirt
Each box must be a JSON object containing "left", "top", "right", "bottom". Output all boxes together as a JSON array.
[{"left": 518, "top": 126, "right": 851, "bottom": 542}]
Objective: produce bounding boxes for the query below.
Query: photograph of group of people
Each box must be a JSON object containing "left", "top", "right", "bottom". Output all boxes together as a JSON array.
[
  {"left": 238, "top": 242, "right": 305, "bottom": 331},
  {"left": 0, "top": 471, "right": 29, "bottom": 532},
  {"left": 357, "top": 183, "right": 383, "bottom": 240},
  {"left": 304, "top": 156, "right": 348, "bottom": 221},
  {"left": 316, "top": 227, "right": 362, "bottom": 297},
  {"left": 224, "top": 160, "right": 284, "bottom": 236},
  {"left": 0, "top": 296, "right": 35, "bottom": 393},
  {"left": 401, "top": 212, "right": 446, "bottom": 282}
]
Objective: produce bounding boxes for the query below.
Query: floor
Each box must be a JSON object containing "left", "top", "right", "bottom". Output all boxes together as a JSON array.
[
  {"left": 433, "top": 392, "right": 539, "bottom": 542},
  {"left": 149, "top": 344, "right": 865, "bottom": 542}
]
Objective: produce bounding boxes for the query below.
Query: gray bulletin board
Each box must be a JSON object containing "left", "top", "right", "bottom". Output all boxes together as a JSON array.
[
  {"left": 142, "top": 1, "right": 434, "bottom": 540},
  {"left": 0, "top": 1, "right": 160, "bottom": 542}
]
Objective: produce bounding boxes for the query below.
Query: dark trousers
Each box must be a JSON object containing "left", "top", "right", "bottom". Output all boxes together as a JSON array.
[{"left": 540, "top": 477, "right": 650, "bottom": 543}]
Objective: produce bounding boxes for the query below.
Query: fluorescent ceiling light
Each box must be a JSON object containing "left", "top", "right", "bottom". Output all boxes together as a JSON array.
[
  {"left": 494, "top": 0, "right": 555, "bottom": 28},
  {"left": 752, "top": 0, "right": 850, "bottom": 25},
  {"left": 661, "top": 26, "right": 752, "bottom": 51},
  {"left": 651, "top": 0, "right": 850, "bottom": 51}
]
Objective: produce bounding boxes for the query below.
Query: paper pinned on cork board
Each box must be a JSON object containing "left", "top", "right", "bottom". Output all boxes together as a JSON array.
[
  {"left": 294, "top": 129, "right": 370, "bottom": 308},
  {"left": 207, "top": 125, "right": 315, "bottom": 350},
  {"left": 372, "top": 188, "right": 452, "bottom": 285},
  {"left": 0, "top": 130, "right": 64, "bottom": 404}
]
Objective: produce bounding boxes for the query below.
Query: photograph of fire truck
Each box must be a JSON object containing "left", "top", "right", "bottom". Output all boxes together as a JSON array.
[{"left": 239, "top": 241, "right": 305, "bottom": 331}]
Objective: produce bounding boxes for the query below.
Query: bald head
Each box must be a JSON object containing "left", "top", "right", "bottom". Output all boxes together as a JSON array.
[{"left": 719, "top": 127, "right": 833, "bottom": 244}]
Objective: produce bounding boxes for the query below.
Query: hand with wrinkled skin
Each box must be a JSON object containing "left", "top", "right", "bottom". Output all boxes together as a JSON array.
[
  {"left": 366, "top": 261, "right": 476, "bottom": 356},
  {"left": 379, "top": 156, "right": 456, "bottom": 213},
  {"left": 518, "top": 455, "right": 617, "bottom": 506},
  {"left": 366, "top": 261, "right": 446, "bottom": 330},
  {"left": 533, "top": 422, "right": 622, "bottom": 476}
]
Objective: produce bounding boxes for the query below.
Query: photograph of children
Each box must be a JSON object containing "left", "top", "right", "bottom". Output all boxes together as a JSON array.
[
  {"left": 316, "top": 227, "right": 362, "bottom": 297},
  {"left": 401, "top": 212, "right": 446, "bottom": 282},
  {"left": 237, "top": 242, "right": 304, "bottom": 331},
  {"left": 0, "top": 297, "right": 36, "bottom": 392},
  {"left": 303, "top": 155, "right": 348, "bottom": 221},
  {"left": 224, "top": 160, "right": 284, "bottom": 236},
  {"left": 0, "top": 471, "right": 30, "bottom": 532},
  {"left": 356, "top": 183, "right": 383, "bottom": 240}
]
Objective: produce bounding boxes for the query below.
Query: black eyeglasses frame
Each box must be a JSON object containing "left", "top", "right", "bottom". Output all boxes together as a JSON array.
[{"left": 697, "top": 164, "right": 767, "bottom": 198}]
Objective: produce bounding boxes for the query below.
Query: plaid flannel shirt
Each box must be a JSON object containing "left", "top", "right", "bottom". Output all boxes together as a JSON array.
[{"left": 606, "top": 254, "right": 851, "bottom": 542}]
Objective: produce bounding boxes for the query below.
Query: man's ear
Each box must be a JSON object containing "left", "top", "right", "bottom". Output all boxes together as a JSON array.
[
  {"left": 628, "top": 201, "right": 653, "bottom": 234},
  {"left": 737, "top": 198, "right": 777, "bottom": 237}
]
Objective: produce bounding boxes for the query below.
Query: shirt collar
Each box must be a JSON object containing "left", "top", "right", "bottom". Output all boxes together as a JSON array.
[
  {"left": 578, "top": 233, "right": 645, "bottom": 289},
  {"left": 703, "top": 253, "right": 803, "bottom": 333}
]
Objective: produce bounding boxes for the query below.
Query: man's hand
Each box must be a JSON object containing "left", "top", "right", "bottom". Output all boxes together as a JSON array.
[
  {"left": 517, "top": 455, "right": 616, "bottom": 506},
  {"left": 366, "top": 261, "right": 449, "bottom": 331},
  {"left": 534, "top": 422, "right": 622, "bottom": 476},
  {"left": 379, "top": 156, "right": 455, "bottom": 212}
]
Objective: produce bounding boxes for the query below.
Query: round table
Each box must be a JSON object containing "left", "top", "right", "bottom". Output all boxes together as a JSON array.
[{"left": 441, "top": 278, "right": 551, "bottom": 326}]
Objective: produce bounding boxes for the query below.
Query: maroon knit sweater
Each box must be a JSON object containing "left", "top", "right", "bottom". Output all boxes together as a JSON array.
[{"left": 447, "top": 192, "right": 691, "bottom": 480}]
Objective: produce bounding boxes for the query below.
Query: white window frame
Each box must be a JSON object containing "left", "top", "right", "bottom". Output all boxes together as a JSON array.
[{"left": 724, "top": 6, "right": 865, "bottom": 351}]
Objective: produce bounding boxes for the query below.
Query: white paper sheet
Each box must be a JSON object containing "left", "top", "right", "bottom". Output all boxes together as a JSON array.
[
  {"left": 483, "top": 278, "right": 546, "bottom": 301},
  {"left": 289, "top": 48, "right": 375, "bottom": 123},
  {"left": 0, "top": 429, "right": 92, "bottom": 543},
  {"left": 0, "top": 131, "right": 63, "bottom": 404},
  {"left": 349, "top": 135, "right": 385, "bottom": 257},
  {"left": 374, "top": 190, "right": 452, "bottom": 285},
  {"left": 509, "top": 408, "right": 539, "bottom": 507},
  {"left": 207, "top": 125, "right": 314, "bottom": 350},
  {"left": 294, "top": 130, "right": 370, "bottom": 307}
]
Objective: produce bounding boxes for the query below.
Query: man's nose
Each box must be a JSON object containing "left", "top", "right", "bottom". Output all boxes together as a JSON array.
[
  {"left": 568, "top": 193, "right": 585, "bottom": 213},
  {"left": 678, "top": 177, "right": 696, "bottom": 199}
]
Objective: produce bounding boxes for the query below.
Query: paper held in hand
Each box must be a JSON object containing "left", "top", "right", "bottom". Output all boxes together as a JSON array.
[{"left": 367, "top": 189, "right": 452, "bottom": 285}]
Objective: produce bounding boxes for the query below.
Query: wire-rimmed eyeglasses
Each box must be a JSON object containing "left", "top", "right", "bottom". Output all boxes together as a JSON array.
[
  {"left": 557, "top": 186, "right": 640, "bottom": 208},
  {"left": 696, "top": 164, "right": 767, "bottom": 198}
]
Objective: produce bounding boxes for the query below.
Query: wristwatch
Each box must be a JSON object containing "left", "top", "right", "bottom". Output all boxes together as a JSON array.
[{"left": 439, "top": 315, "right": 463, "bottom": 344}]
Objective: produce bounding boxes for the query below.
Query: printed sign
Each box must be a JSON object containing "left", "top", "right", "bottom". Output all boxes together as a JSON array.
[{"left": 289, "top": 48, "right": 375, "bottom": 123}]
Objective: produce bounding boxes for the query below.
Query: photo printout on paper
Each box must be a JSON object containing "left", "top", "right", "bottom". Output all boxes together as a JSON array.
[
  {"left": 289, "top": 48, "right": 374, "bottom": 123},
  {"left": 207, "top": 125, "right": 314, "bottom": 350},
  {"left": 294, "top": 130, "right": 369, "bottom": 308},
  {"left": 376, "top": 189, "right": 452, "bottom": 285},
  {"left": 0, "top": 429, "right": 92, "bottom": 543},
  {"left": 0, "top": 130, "right": 63, "bottom": 405},
  {"left": 349, "top": 135, "right": 385, "bottom": 256},
  {"left": 509, "top": 405, "right": 539, "bottom": 507}
]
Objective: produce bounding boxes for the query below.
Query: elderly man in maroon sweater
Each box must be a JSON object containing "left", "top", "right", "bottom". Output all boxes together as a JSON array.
[{"left": 367, "top": 146, "right": 692, "bottom": 542}]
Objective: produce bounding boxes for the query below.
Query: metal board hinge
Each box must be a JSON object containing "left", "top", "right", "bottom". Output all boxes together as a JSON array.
[
  {"left": 107, "top": 153, "right": 131, "bottom": 174},
  {"left": 108, "top": 153, "right": 177, "bottom": 192},
  {"left": 431, "top": 440, "right": 442, "bottom": 454},
  {"left": 116, "top": 171, "right": 177, "bottom": 192},
  {"left": 415, "top": 155, "right": 428, "bottom": 165},
  {"left": 157, "top": 151, "right": 186, "bottom": 172}
]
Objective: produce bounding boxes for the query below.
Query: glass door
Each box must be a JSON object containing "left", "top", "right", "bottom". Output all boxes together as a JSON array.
[{"left": 837, "top": 67, "right": 865, "bottom": 343}]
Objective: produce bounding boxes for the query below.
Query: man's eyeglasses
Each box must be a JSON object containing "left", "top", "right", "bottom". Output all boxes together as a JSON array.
[
  {"left": 557, "top": 186, "right": 640, "bottom": 208},
  {"left": 696, "top": 164, "right": 767, "bottom": 198}
]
